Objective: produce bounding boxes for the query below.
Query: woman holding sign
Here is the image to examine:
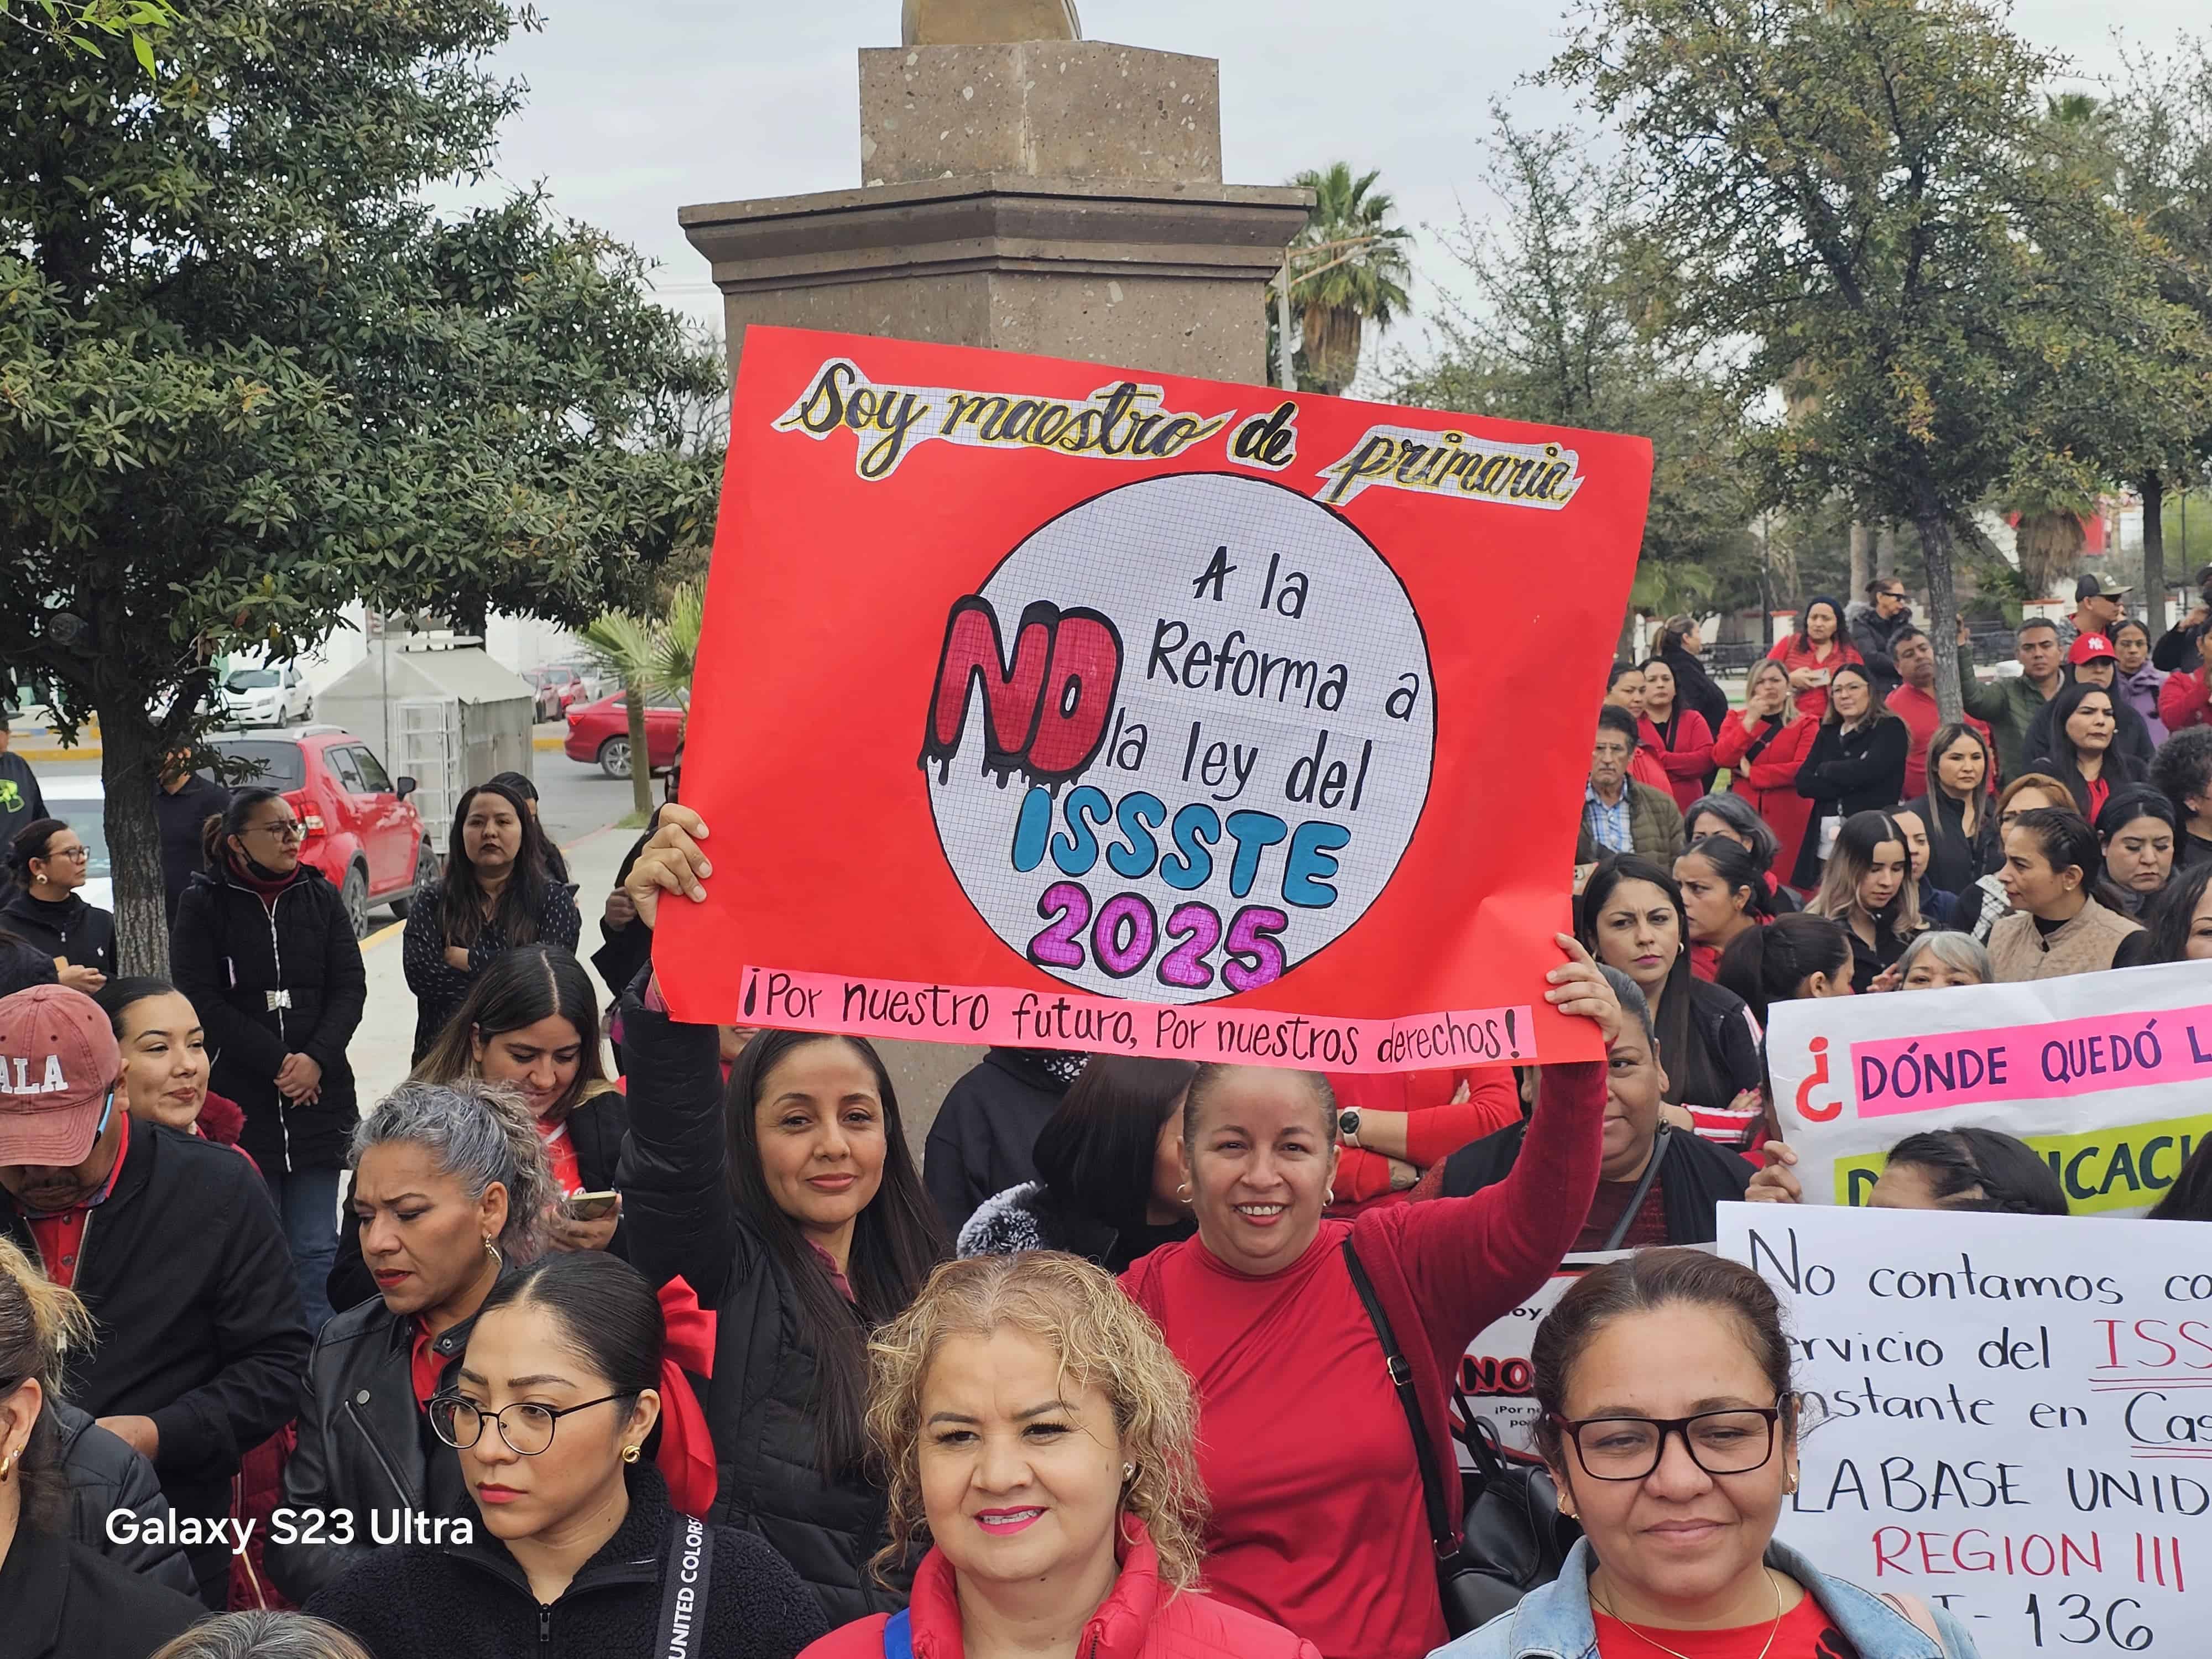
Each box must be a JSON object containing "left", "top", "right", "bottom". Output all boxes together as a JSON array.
[
  {"left": 1113, "top": 943, "right": 1619, "bottom": 1659},
  {"left": 615, "top": 806, "right": 948, "bottom": 1624},
  {"left": 1433, "top": 1249, "right": 1980, "bottom": 1659}
]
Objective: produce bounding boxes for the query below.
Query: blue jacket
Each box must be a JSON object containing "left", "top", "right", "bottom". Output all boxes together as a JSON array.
[{"left": 1429, "top": 1537, "right": 1979, "bottom": 1659}]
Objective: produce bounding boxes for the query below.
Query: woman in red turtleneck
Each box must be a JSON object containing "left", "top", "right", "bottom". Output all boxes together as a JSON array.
[{"left": 1119, "top": 940, "right": 1616, "bottom": 1659}]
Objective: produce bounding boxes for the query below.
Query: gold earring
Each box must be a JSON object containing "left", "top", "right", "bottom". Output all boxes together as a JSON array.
[
  {"left": 0, "top": 1449, "right": 13, "bottom": 1481},
  {"left": 622, "top": 1444, "right": 641, "bottom": 1464},
  {"left": 1122, "top": 1462, "right": 1136, "bottom": 1483}
]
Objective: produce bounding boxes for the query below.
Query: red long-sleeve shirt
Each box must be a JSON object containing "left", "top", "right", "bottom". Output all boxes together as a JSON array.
[
  {"left": 1638, "top": 711, "right": 1716, "bottom": 810},
  {"left": 1122, "top": 1061, "right": 1604, "bottom": 1659},
  {"left": 1761, "top": 637, "right": 1861, "bottom": 722},
  {"left": 1326, "top": 1067, "right": 1521, "bottom": 1204}
]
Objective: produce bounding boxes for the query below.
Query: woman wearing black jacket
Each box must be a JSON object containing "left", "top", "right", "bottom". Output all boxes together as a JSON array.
[
  {"left": 1653, "top": 614, "right": 1732, "bottom": 739},
  {"left": 957, "top": 1057, "right": 1199, "bottom": 1271},
  {"left": 403, "top": 782, "right": 581, "bottom": 1063},
  {"left": 1, "top": 819, "right": 115, "bottom": 993},
  {"left": 272, "top": 1080, "right": 555, "bottom": 1604},
  {"left": 0, "top": 1238, "right": 203, "bottom": 1659},
  {"left": 1420, "top": 967, "right": 1751, "bottom": 1245},
  {"left": 615, "top": 806, "right": 948, "bottom": 1623},
  {"left": 1791, "top": 661, "right": 1910, "bottom": 889},
  {"left": 307, "top": 1254, "right": 826, "bottom": 1659},
  {"left": 1904, "top": 722, "right": 2000, "bottom": 906},
  {"left": 327, "top": 946, "right": 630, "bottom": 1315},
  {"left": 170, "top": 788, "right": 366, "bottom": 1336}
]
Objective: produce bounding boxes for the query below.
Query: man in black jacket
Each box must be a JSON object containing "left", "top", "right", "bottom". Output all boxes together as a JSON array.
[
  {"left": 0, "top": 982, "right": 311, "bottom": 1606},
  {"left": 1847, "top": 577, "right": 1912, "bottom": 697},
  {"left": 152, "top": 755, "right": 228, "bottom": 923},
  {"left": 924, "top": 1047, "right": 1080, "bottom": 1238},
  {"left": 0, "top": 722, "right": 46, "bottom": 883}
]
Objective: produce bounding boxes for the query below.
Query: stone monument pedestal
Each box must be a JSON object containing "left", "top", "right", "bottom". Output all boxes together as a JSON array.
[{"left": 681, "top": 29, "right": 1307, "bottom": 1134}]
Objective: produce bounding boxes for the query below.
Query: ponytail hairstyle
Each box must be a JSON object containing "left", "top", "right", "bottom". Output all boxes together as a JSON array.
[
  {"left": 6, "top": 818, "right": 68, "bottom": 885},
  {"left": 471, "top": 1251, "right": 665, "bottom": 1460},
  {"left": 349, "top": 1078, "right": 556, "bottom": 1263},
  {"left": 437, "top": 782, "right": 554, "bottom": 950},
  {"left": 1715, "top": 911, "right": 1854, "bottom": 1025},
  {"left": 0, "top": 1234, "right": 97, "bottom": 1531},
  {"left": 1884, "top": 1128, "right": 2067, "bottom": 1216},
  {"left": 1679, "top": 834, "right": 1776, "bottom": 926},
  {"left": 2004, "top": 806, "right": 2132, "bottom": 915},
  {"left": 202, "top": 787, "right": 285, "bottom": 871}
]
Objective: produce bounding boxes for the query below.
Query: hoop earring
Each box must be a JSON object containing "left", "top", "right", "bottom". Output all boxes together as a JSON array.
[
  {"left": 0, "top": 1449, "right": 13, "bottom": 1481},
  {"left": 482, "top": 1237, "right": 502, "bottom": 1267},
  {"left": 1175, "top": 1182, "right": 1191, "bottom": 1203},
  {"left": 1325, "top": 1188, "right": 1335, "bottom": 1206},
  {"left": 622, "top": 1444, "right": 642, "bottom": 1465}
]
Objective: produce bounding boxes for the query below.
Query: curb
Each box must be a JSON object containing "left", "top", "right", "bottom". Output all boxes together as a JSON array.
[{"left": 15, "top": 732, "right": 568, "bottom": 765}]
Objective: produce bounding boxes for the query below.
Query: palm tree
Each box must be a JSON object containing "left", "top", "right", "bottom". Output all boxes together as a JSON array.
[
  {"left": 582, "top": 582, "right": 702, "bottom": 820},
  {"left": 1286, "top": 163, "right": 1413, "bottom": 395}
]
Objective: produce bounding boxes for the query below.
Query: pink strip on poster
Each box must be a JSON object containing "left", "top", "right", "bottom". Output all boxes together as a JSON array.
[
  {"left": 1850, "top": 1003, "right": 2212, "bottom": 1119},
  {"left": 737, "top": 965, "right": 1533, "bottom": 1073}
]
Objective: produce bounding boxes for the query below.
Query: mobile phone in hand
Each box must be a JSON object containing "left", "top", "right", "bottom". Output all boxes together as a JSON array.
[{"left": 567, "top": 1191, "right": 620, "bottom": 1222}]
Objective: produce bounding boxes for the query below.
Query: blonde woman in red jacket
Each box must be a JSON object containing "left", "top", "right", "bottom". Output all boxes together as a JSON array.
[
  {"left": 800, "top": 1253, "right": 1319, "bottom": 1659},
  {"left": 1710, "top": 660, "right": 1818, "bottom": 883}
]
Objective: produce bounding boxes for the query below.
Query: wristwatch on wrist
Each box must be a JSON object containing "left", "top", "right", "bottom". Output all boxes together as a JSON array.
[{"left": 1336, "top": 1109, "right": 1361, "bottom": 1147}]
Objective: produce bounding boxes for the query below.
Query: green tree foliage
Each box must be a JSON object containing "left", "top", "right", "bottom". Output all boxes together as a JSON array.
[
  {"left": 4, "top": 0, "right": 179, "bottom": 76},
  {"left": 1284, "top": 163, "right": 1412, "bottom": 395},
  {"left": 1548, "top": 0, "right": 2210, "bottom": 721},
  {"left": 1394, "top": 112, "right": 1759, "bottom": 624},
  {"left": 0, "top": 2, "right": 725, "bottom": 971}
]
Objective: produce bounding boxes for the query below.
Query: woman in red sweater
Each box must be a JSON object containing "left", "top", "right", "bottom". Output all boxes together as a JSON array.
[
  {"left": 1321, "top": 1066, "right": 1520, "bottom": 1211},
  {"left": 1635, "top": 657, "right": 1716, "bottom": 811},
  {"left": 800, "top": 1253, "right": 1318, "bottom": 1659},
  {"left": 1710, "top": 660, "right": 1818, "bottom": 882},
  {"left": 1119, "top": 940, "right": 1615, "bottom": 1659},
  {"left": 1761, "top": 596, "right": 1859, "bottom": 723}
]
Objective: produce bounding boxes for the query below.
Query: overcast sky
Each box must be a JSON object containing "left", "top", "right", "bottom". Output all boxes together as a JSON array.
[{"left": 440, "top": 1, "right": 2207, "bottom": 369}]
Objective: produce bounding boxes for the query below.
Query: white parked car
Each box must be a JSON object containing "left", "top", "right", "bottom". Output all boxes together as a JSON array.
[
  {"left": 39, "top": 776, "right": 111, "bottom": 912},
  {"left": 219, "top": 661, "right": 314, "bottom": 726}
]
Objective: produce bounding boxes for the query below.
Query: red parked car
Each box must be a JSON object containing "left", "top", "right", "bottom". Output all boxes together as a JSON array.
[
  {"left": 564, "top": 690, "right": 685, "bottom": 780},
  {"left": 210, "top": 728, "right": 439, "bottom": 938}
]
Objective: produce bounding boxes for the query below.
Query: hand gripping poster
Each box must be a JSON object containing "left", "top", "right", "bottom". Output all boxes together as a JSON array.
[{"left": 656, "top": 327, "right": 1651, "bottom": 1068}]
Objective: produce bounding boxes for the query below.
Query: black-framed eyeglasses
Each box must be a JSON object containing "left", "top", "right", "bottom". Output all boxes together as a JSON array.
[
  {"left": 430, "top": 1393, "right": 627, "bottom": 1456},
  {"left": 1552, "top": 1404, "right": 1783, "bottom": 1481}
]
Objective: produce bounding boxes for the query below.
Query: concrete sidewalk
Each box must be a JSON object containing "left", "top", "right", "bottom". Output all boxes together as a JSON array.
[{"left": 345, "top": 820, "right": 638, "bottom": 1107}]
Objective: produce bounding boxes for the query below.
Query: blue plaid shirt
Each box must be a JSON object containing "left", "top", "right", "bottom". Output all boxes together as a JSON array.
[{"left": 1585, "top": 781, "right": 1633, "bottom": 853}]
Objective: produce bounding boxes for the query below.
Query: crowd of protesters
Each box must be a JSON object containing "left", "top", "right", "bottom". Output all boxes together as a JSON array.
[{"left": 6, "top": 579, "right": 2212, "bottom": 1659}]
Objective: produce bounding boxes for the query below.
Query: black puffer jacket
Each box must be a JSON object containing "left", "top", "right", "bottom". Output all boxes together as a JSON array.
[
  {"left": 0, "top": 1524, "right": 204, "bottom": 1659},
  {"left": 269, "top": 1285, "right": 490, "bottom": 1602},
  {"left": 922, "top": 1048, "right": 1073, "bottom": 1238},
  {"left": 306, "top": 1464, "right": 828, "bottom": 1659},
  {"left": 0, "top": 929, "right": 55, "bottom": 996},
  {"left": 0, "top": 888, "right": 116, "bottom": 978},
  {"left": 1790, "top": 716, "right": 1910, "bottom": 889},
  {"left": 170, "top": 860, "right": 367, "bottom": 1172},
  {"left": 614, "top": 994, "right": 914, "bottom": 1625},
  {"left": 50, "top": 1398, "right": 199, "bottom": 1597},
  {"left": 325, "top": 1086, "right": 633, "bottom": 1318},
  {"left": 0, "top": 1121, "right": 311, "bottom": 1604}
]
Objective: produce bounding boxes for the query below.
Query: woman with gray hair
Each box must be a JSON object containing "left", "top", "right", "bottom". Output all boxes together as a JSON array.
[
  {"left": 1887, "top": 928, "right": 1994, "bottom": 991},
  {"left": 1681, "top": 790, "right": 1800, "bottom": 912},
  {"left": 154, "top": 1611, "right": 373, "bottom": 1659},
  {"left": 268, "top": 1079, "right": 555, "bottom": 1602}
]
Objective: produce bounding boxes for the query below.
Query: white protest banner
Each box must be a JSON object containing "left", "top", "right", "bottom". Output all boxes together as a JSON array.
[
  {"left": 1720, "top": 1202, "right": 2209, "bottom": 1658},
  {"left": 1766, "top": 960, "right": 2212, "bottom": 1214},
  {"left": 1452, "top": 1254, "right": 1626, "bottom": 1467}
]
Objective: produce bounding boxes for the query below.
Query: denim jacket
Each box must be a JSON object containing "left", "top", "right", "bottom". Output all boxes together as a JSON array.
[{"left": 1428, "top": 1538, "right": 1980, "bottom": 1659}]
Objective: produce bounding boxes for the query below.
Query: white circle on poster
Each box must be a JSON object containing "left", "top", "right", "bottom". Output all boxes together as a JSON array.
[{"left": 922, "top": 473, "right": 1434, "bottom": 1004}]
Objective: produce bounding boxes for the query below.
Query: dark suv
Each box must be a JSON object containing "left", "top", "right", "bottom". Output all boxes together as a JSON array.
[{"left": 210, "top": 727, "right": 439, "bottom": 937}]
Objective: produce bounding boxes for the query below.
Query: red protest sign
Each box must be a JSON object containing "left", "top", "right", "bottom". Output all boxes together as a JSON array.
[{"left": 657, "top": 326, "right": 1651, "bottom": 1069}]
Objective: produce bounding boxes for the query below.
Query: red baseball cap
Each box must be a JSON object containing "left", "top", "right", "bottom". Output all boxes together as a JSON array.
[
  {"left": 0, "top": 985, "right": 121, "bottom": 1167},
  {"left": 2067, "top": 633, "right": 2116, "bottom": 666}
]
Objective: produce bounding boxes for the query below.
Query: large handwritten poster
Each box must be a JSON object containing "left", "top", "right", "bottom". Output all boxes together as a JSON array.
[
  {"left": 1721, "top": 1203, "right": 2208, "bottom": 1657},
  {"left": 657, "top": 328, "right": 1651, "bottom": 1067},
  {"left": 1766, "top": 962, "right": 2212, "bottom": 1213}
]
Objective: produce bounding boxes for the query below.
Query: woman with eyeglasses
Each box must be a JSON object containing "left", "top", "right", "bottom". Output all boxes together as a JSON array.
[
  {"left": 2, "top": 818, "right": 115, "bottom": 994},
  {"left": 170, "top": 787, "right": 367, "bottom": 1337},
  {"left": 307, "top": 1252, "right": 827, "bottom": 1659},
  {"left": 269, "top": 1079, "right": 556, "bottom": 1605},
  {"left": 1432, "top": 1249, "right": 1980, "bottom": 1659}
]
